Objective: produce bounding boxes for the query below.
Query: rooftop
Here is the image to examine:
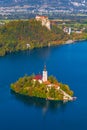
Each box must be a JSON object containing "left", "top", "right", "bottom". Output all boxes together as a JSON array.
[{"left": 33, "top": 75, "right": 42, "bottom": 80}]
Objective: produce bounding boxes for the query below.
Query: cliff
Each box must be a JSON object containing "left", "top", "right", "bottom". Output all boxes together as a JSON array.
[{"left": 35, "top": 15, "right": 51, "bottom": 30}]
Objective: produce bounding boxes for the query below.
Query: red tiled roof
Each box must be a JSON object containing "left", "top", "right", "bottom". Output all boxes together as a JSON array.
[
  {"left": 33, "top": 75, "right": 42, "bottom": 80},
  {"left": 43, "top": 81, "right": 51, "bottom": 85}
]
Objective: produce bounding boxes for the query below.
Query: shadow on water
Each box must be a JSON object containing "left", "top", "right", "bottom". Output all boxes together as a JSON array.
[{"left": 11, "top": 90, "right": 68, "bottom": 112}]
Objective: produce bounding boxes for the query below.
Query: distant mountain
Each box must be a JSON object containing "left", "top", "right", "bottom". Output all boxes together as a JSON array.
[
  {"left": 0, "top": 0, "right": 42, "bottom": 6},
  {"left": 0, "top": 0, "right": 87, "bottom": 8},
  {"left": 0, "top": 0, "right": 87, "bottom": 19}
]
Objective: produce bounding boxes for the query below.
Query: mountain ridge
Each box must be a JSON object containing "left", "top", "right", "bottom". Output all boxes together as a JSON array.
[
  {"left": 0, "top": 0, "right": 87, "bottom": 19},
  {"left": 0, "top": 0, "right": 87, "bottom": 9}
]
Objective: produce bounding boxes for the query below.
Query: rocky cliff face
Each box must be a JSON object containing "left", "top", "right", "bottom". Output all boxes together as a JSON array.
[{"left": 36, "top": 16, "right": 51, "bottom": 30}]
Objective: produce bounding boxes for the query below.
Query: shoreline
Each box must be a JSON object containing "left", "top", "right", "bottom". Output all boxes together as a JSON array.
[
  {"left": 63, "top": 39, "right": 86, "bottom": 45},
  {"left": 0, "top": 38, "right": 87, "bottom": 57},
  {"left": 11, "top": 89, "right": 74, "bottom": 102}
]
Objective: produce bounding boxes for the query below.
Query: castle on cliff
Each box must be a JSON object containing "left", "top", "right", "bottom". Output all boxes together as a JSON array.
[{"left": 35, "top": 15, "right": 51, "bottom": 30}]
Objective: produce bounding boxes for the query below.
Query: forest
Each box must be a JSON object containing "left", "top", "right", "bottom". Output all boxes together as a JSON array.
[{"left": 0, "top": 19, "right": 69, "bottom": 56}]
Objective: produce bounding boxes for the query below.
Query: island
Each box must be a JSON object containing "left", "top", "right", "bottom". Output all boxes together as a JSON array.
[{"left": 11, "top": 66, "right": 74, "bottom": 101}]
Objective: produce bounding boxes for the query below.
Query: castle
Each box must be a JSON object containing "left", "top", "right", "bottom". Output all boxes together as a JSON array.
[{"left": 35, "top": 15, "right": 51, "bottom": 30}]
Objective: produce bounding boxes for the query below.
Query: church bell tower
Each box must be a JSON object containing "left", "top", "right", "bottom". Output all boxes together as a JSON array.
[{"left": 42, "top": 65, "right": 48, "bottom": 82}]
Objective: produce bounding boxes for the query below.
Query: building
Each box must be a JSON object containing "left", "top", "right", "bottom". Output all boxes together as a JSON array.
[
  {"left": 33, "top": 74, "right": 42, "bottom": 84},
  {"left": 68, "top": 27, "right": 71, "bottom": 35},
  {"left": 35, "top": 15, "right": 51, "bottom": 30},
  {"left": 63, "top": 27, "right": 71, "bottom": 35},
  {"left": 33, "top": 65, "right": 48, "bottom": 83},
  {"left": 42, "top": 65, "right": 48, "bottom": 82},
  {"left": 75, "top": 30, "right": 82, "bottom": 34}
]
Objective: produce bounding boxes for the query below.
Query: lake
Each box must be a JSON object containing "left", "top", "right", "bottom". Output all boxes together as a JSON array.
[{"left": 0, "top": 41, "right": 87, "bottom": 130}]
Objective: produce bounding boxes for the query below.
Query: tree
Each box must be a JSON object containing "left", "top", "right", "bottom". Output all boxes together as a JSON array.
[{"left": 48, "top": 75, "right": 58, "bottom": 84}]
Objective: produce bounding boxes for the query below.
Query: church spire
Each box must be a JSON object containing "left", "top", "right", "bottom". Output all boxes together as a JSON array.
[
  {"left": 44, "top": 65, "right": 46, "bottom": 71},
  {"left": 42, "top": 65, "right": 48, "bottom": 82}
]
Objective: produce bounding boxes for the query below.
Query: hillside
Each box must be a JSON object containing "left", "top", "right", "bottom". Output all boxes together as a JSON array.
[{"left": 0, "top": 19, "right": 69, "bottom": 56}]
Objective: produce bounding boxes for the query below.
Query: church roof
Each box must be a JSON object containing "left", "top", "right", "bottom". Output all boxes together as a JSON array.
[
  {"left": 33, "top": 75, "right": 42, "bottom": 80},
  {"left": 43, "top": 81, "right": 51, "bottom": 85}
]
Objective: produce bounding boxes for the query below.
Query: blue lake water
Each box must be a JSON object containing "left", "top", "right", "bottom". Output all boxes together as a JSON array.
[{"left": 0, "top": 41, "right": 87, "bottom": 130}]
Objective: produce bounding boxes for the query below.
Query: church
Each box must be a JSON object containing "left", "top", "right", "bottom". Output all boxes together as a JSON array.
[{"left": 33, "top": 65, "right": 48, "bottom": 84}]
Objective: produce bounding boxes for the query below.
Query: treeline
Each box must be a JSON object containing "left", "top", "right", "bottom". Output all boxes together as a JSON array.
[{"left": 0, "top": 19, "right": 69, "bottom": 56}]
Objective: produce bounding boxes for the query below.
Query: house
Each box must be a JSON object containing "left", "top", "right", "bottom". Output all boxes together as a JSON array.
[{"left": 63, "top": 27, "right": 71, "bottom": 35}]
